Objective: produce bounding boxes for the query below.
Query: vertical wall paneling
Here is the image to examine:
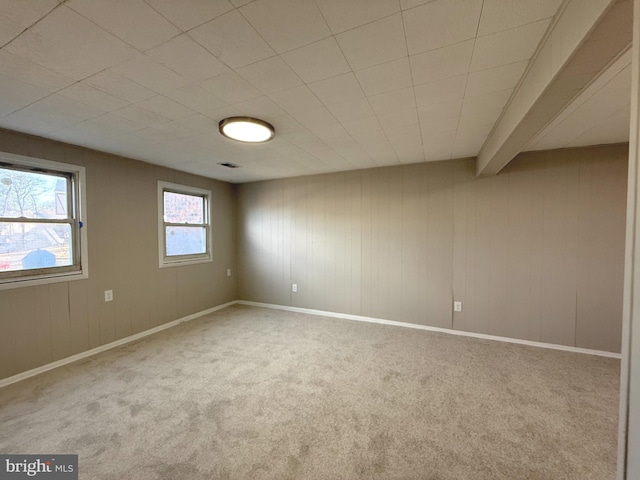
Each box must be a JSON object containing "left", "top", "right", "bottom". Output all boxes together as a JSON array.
[
  {"left": 238, "top": 145, "right": 628, "bottom": 352},
  {"left": 0, "top": 128, "right": 236, "bottom": 380},
  {"left": 49, "top": 283, "right": 72, "bottom": 362}
]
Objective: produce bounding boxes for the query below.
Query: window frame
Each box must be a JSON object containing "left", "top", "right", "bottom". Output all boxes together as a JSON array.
[
  {"left": 157, "top": 181, "right": 212, "bottom": 268},
  {"left": 0, "top": 151, "right": 88, "bottom": 290}
]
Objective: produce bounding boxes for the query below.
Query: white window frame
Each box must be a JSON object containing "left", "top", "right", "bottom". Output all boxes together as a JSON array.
[
  {"left": 0, "top": 151, "right": 88, "bottom": 290},
  {"left": 158, "top": 181, "right": 212, "bottom": 268}
]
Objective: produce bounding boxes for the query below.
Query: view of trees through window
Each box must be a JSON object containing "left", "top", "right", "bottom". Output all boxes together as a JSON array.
[
  {"left": 0, "top": 167, "right": 73, "bottom": 272},
  {"left": 163, "top": 191, "right": 207, "bottom": 257}
]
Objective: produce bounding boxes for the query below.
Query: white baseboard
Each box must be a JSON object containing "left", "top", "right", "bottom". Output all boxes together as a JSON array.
[
  {"left": 1, "top": 298, "right": 621, "bottom": 389},
  {"left": 0, "top": 300, "right": 238, "bottom": 389},
  {"left": 237, "top": 300, "right": 622, "bottom": 359}
]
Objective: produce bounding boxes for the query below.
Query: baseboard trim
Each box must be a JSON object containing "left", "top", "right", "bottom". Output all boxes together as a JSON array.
[
  {"left": 0, "top": 300, "right": 238, "bottom": 389},
  {"left": 237, "top": 300, "right": 622, "bottom": 359}
]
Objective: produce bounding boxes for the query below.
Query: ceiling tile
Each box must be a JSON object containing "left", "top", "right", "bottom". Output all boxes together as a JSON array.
[
  {"left": 461, "top": 89, "right": 512, "bottom": 119},
  {"left": 0, "top": 0, "right": 57, "bottom": 28},
  {"left": 67, "top": 0, "right": 180, "bottom": 51},
  {"left": 237, "top": 56, "right": 303, "bottom": 94},
  {"left": 327, "top": 98, "right": 375, "bottom": 123},
  {"left": 174, "top": 114, "right": 218, "bottom": 134},
  {"left": 336, "top": 13, "right": 407, "bottom": 71},
  {"left": 0, "top": 14, "right": 24, "bottom": 45},
  {"left": 341, "top": 116, "right": 384, "bottom": 138},
  {"left": 423, "top": 141, "right": 453, "bottom": 161},
  {"left": 58, "top": 83, "right": 129, "bottom": 112},
  {"left": 189, "top": 10, "right": 275, "bottom": 69},
  {"left": 0, "top": 110, "right": 60, "bottom": 135},
  {"left": 15, "top": 93, "right": 104, "bottom": 128},
  {"left": 240, "top": 0, "right": 331, "bottom": 53},
  {"left": 67, "top": 113, "right": 142, "bottom": 138},
  {"left": 465, "top": 61, "right": 528, "bottom": 97},
  {"left": 112, "top": 53, "right": 191, "bottom": 94},
  {"left": 0, "top": 50, "right": 74, "bottom": 93},
  {"left": 309, "top": 73, "right": 364, "bottom": 105},
  {"left": 414, "top": 75, "right": 467, "bottom": 107},
  {"left": 314, "top": 0, "right": 400, "bottom": 34},
  {"left": 292, "top": 106, "right": 338, "bottom": 130},
  {"left": 112, "top": 104, "right": 170, "bottom": 128},
  {"left": 355, "top": 58, "right": 412, "bottom": 96},
  {"left": 135, "top": 95, "right": 195, "bottom": 120},
  {"left": 377, "top": 108, "right": 419, "bottom": 131},
  {"left": 169, "top": 85, "right": 228, "bottom": 114},
  {"left": 478, "top": 0, "right": 562, "bottom": 36},
  {"left": 419, "top": 113, "right": 459, "bottom": 136},
  {"left": 403, "top": 0, "right": 483, "bottom": 55},
  {"left": 281, "top": 37, "right": 350, "bottom": 83},
  {"left": 144, "top": 0, "right": 234, "bottom": 31},
  {"left": 205, "top": 104, "right": 243, "bottom": 123},
  {"left": 410, "top": 40, "right": 474, "bottom": 85},
  {"left": 0, "top": 74, "right": 53, "bottom": 117},
  {"left": 368, "top": 87, "right": 415, "bottom": 116},
  {"left": 233, "top": 96, "right": 287, "bottom": 119},
  {"left": 418, "top": 98, "right": 463, "bottom": 121},
  {"left": 147, "top": 34, "right": 230, "bottom": 82},
  {"left": 5, "top": 6, "right": 134, "bottom": 79},
  {"left": 400, "top": 0, "right": 436, "bottom": 11},
  {"left": 471, "top": 19, "right": 549, "bottom": 72},
  {"left": 83, "top": 70, "right": 156, "bottom": 103},
  {"left": 199, "top": 71, "right": 263, "bottom": 104}
]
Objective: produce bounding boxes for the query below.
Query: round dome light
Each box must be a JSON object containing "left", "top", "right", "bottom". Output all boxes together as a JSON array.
[{"left": 219, "top": 117, "right": 275, "bottom": 143}]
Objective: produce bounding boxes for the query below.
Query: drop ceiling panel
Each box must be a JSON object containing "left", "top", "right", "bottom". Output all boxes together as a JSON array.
[
  {"left": 281, "top": 37, "right": 350, "bottom": 83},
  {"left": 189, "top": 10, "right": 275, "bottom": 69},
  {"left": 477, "top": 0, "right": 563, "bottom": 36},
  {"left": 470, "top": 19, "right": 550, "bottom": 72},
  {"left": 147, "top": 35, "right": 230, "bottom": 82},
  {"left": 355, "top": 58, "right": 413, "bottom": 96},
  {"left": 239, "top": 0, "right": 331, "bottom": 53},
  {"left": 336, "top": 14, "right": 407, "bottom": 71},
  {"left": 0, "top": 0, "right": 629, "bottom": 183},
  {"left": 403, "top": 0, "right": 483, "bottom": 55},
  {"left": 144, "top": 0, "right": 234, "bottom": 31},
  {"left": 5, "top": 6, "right": 133, "bottom": 79},
  {"left": 67, "top": 0, "right": 179, "bottom": 51}
]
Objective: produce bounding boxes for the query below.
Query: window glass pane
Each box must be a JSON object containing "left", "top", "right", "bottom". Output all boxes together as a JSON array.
[
  {"left": 165, "top": 226, "right": 206, "bottom": 256},
  {"left": 0, "top": 168, "right": 68, "bottom": 219},
  {"left": 0, "top": 222, "right": 72, "bottom": 272},
  {"left": 163, "top": 191, "right": 204, "bottom": 224}
]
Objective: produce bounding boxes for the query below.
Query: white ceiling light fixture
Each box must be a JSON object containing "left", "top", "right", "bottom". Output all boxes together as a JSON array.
[{"left": 219, "top": 117, "right": 275, "bottom": 143}]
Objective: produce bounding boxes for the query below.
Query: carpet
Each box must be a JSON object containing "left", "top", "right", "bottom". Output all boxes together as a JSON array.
[{"left": 0, "top": 304, "right": 620, "bottom": 479}]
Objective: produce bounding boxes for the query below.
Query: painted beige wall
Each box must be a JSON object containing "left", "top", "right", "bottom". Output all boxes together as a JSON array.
[
  {"left": 0, "top": 128, "right": 237, "bottom": 380},
  {"left": 238, "top": 144, "right": 628, "bottom": 353}
]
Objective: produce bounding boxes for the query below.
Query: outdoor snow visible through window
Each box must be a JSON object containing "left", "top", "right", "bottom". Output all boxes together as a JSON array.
[{"left": 0, "top": 167, "right": 72, "bottom": 272}]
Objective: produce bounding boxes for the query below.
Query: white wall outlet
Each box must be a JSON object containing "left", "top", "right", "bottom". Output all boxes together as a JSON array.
[
  {"left": 292, "top": 284, "right": 298, "bottom": 293},
  {"left": 226, "top": 269, "right": 232, "bottom": 277},
  {"left": 105, "top": 290, "right": 114, "bottom": 302},
  {"left": 454, "top": 301, "right": 462, "bottom": 312}
]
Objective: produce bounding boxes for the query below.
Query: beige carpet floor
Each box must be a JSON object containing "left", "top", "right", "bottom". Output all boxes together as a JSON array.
[{"left": 0, "top": 304, "right": 620, "bottom": 479}]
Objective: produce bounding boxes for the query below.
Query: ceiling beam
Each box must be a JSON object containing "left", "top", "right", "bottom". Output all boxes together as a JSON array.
[{"left": 476, "top": 0, "right": 633, "bottom": 176}]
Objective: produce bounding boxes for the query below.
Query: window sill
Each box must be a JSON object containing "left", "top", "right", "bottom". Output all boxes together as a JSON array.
[
  {"left": 0, "top": 270, "right": 88, "bottom": 290},
  {"left": 159, "top": 256, "right": 212, "bottom": 269}
]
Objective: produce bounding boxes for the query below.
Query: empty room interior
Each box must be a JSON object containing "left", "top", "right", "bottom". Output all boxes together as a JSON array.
[{"left": 1, "top": 0, "right": 640, "bottom": 478}]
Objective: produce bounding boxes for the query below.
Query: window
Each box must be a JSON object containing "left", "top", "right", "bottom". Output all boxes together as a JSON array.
[
  {"left": 158, "top": 181, "right": 212, "bottom": 267},
  {"left": 0, "top": 152, "right": 87, "bottom": 289}
]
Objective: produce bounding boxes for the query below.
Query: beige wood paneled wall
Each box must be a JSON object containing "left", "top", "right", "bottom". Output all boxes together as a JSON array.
[
  {"left": 0, "top": 128, "right": 236, "bottom": 380},
  {"left": 238, "top": 145, "right": 628, "bottom": 353}
]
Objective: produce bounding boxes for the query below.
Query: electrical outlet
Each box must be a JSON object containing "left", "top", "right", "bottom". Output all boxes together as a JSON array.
[
  {"left": 105, "top": 290, "right": 113, "bottom": 302},
  {"left": 226, "top": 269, "right": 232, "bottom": 277},
  {"left": 292, "top": 284, "right": 298, "bottom": 293},
  {"left": 453, "top": 301, "right": 462, "bottom": 312}
]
